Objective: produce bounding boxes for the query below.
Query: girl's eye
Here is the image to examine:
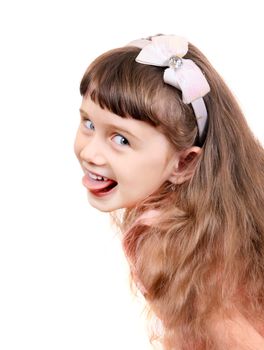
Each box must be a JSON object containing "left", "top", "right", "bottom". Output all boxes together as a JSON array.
[
  {"left": 83, "top": 119, "right": 95, "bottom": 130},
  {"left": 112, "top": 134, "right": 130, "bottom": 146}
]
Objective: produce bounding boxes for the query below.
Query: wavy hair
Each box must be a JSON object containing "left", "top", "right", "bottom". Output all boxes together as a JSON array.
[{"left": 80, "top": 42, "right": 264, "bottom": 349}]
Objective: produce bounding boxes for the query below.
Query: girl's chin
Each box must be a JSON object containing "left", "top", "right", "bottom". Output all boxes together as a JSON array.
[
  {"left": 86, "top": 193, "right": 122, "bottom": 213},
  {"left": 87, "top": 196, "right": 137, "bottom": 213},
  {"left": 85, "top": 187, "right": 149, "bottom": 212}
]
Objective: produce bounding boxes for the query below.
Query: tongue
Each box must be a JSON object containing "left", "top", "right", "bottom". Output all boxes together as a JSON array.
[
  {"left": 84, "top": 174, "right": 117, "bottom": 191},
  {"left": 91, "top": 179, "right": 116, "bottom": 191}
]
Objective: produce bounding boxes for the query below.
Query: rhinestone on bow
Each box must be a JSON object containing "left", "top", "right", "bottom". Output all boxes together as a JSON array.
[{"left": 169, "top": 56, "right": 183, "bottom": 69}]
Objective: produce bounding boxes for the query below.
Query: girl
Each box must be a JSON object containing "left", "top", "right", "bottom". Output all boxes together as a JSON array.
[{"left": 74, "top": 35, "right": 264, "bottom": 349}]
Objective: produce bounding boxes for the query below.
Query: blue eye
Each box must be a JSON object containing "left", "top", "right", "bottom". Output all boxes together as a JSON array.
[
  {"left": 83, "top": 119, "right": 95, "bottom": 130},
  {"left": 112, "top": 134, "right": 130, "bottom": 146}
]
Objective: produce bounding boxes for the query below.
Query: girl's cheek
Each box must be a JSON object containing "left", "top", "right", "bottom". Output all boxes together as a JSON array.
[{"left": 73, "top": 138, "right": 79, "bottom": 157}]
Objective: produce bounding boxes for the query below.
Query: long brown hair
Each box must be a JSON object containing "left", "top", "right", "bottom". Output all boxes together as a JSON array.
[{"left": 80, "top": 42, "right": 264, "bottom": 349}]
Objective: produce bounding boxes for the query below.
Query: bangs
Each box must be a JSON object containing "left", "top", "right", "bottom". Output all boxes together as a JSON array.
[{"left": 80, "top": 46, "right": 178, "bottom": 126}]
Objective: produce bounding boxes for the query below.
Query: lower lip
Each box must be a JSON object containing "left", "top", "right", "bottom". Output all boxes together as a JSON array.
[{"left": 82, "top": 175, "right": 118, "bottom": 198}]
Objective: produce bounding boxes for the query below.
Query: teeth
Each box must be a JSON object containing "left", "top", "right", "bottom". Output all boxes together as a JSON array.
[{"left": 88, "top": 172, "right": 108, "bottom": 181}]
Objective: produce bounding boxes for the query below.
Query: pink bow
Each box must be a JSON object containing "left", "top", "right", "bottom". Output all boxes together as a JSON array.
[{"left": 128, "top": 35, "right": 210, "bottom": 142}]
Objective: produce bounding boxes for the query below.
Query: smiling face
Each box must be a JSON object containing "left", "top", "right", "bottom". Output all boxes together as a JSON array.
[{"left": 74, "top": 96, "right": 180, "bottom": 212}]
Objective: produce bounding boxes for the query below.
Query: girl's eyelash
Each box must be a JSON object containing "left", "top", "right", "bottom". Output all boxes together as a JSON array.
[
  {"left": 112, "top": 134, "right": 130, "bottom": 146},
  {"left": 81, "top": 117, "right": 130, "bottom": 146},
  {"left": 81, "top": 116, "right": 91, "bottom": 121},
  {"left": 82, "top": 117, "right": 94, "bottom": 130}
]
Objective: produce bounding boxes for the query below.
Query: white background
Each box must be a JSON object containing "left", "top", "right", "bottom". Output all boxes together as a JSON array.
[{"left": 0, "top": 0, "right": 263, "bottom": 349}]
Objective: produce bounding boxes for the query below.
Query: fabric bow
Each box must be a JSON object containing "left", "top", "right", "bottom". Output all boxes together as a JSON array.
[{"left": 128, "top": 35, "right": 211, "bottom": 142}]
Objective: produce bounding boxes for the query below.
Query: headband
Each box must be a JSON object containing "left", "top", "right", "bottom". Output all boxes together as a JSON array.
[{"left": 127, "top": 35, "right": 210, "bottom": 144}]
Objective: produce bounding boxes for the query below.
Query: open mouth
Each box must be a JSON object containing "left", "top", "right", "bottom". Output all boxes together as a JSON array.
[
  {"left": 82, "top": 171, "right": 118, "bottom": 196},
  {"left": 91, "top": 180, "right": 118, "bottom": 194}
]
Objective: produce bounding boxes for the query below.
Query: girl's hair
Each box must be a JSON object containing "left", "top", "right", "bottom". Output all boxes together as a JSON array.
[{"left": 80, "top": 42, "right": 264, "bottom": 349}]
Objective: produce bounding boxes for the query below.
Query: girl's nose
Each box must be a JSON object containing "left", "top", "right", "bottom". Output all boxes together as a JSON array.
[{"left": 80, "top": 137, "right": 107, "bottom": 166}]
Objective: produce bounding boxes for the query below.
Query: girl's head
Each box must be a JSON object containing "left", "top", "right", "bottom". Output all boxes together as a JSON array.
[
  {"left": 75, "top": 34, "right": 263, "bottom": 216},
  {"left": 74, "top": 35, "right": 213, "bottom": 211}
]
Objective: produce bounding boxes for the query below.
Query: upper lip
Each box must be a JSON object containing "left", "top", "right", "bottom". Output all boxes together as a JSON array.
[{"left": 82, "top": 161, "right": 115, "bottom": 181}]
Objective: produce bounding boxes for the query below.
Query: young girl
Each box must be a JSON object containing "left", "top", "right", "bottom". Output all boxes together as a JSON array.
[{"left": 74, "top": 34, "right": 264, "bottom": 349}]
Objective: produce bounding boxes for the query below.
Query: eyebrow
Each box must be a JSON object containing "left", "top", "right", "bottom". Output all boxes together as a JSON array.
[{"left": 79, "top": 108, "right": 141, "bottom": 141}]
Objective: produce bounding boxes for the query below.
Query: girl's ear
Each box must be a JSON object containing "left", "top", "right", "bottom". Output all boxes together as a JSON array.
[{"left": 168, "top": 146, "right": 202, "bottom": 185}]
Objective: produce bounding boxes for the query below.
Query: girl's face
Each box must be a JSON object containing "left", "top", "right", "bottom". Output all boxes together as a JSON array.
[{"left": 74, "top": 96, "right": 180, "bottom": 212}]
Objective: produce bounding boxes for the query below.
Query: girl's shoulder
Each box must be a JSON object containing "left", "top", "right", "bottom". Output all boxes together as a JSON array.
[
  {"left": 210, "top": 310, "right": 264, "bottom": 349},
  {"left": 134, "top": 209, "right": 161, "bottom": 226}
]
